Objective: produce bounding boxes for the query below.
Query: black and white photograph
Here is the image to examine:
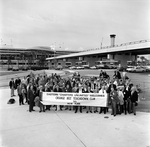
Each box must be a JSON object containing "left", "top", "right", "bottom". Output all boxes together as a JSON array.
[{"left": 0, "top": 0, "right": 150, "bottom": 147}]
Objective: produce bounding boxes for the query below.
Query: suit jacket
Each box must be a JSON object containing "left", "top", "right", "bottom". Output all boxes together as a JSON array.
[
  {"left": 15, "top": 79, "right": 21, "bottom": 87},
  {"left": 110, "top": 90, "right": 119, "bottom": 103},
  {"left": 9, "top": 80, "right": 15, "bottom": 89},
  {"left": 27, "top": 89, "right": 35, "bottom": 101},
  {"left": 123, "top": 88, "right": 131, "bottom": 101},
  {"left": 130, "top": 91, "right": 138, "bottom": 103},
  {"left": 17, "top": 85, "right": 22, "bottom": 95}
]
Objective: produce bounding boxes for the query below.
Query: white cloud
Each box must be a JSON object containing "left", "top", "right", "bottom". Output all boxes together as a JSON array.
[{"left": 1, "top": 0, "right": 150, "bottom": 49}]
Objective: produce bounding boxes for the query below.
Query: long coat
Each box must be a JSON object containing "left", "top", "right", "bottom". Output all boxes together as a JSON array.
[
  {"left": 130, "top": 91, "right": 138, "bottom": 103},
  {"left": 27, "top": 89, "right": 35, "bottom": 101},
  {"left": 9, "top": 80, "right": 15, "bottom": 89}
]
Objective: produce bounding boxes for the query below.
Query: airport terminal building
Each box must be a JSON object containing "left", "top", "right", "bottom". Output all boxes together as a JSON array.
[
  {"left": 0, "top": 45, "right": 78, "bottom": 70},
  {"left": 1, "top": 35, "right": 149, "bottom": 70}
]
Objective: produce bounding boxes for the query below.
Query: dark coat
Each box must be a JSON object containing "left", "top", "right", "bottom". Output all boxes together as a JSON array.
[
  {"left": 9, "top": 80, "right": 15, "bottom": 89},
  {"left": 116, "top": 71, "right": 121, "bottom": 79},
  {"left": 106, "top": 84, "right": 116, "bottom": 93},
  {"left": 123, "top": 88, "right": 131, "bottom": 101},
  {"left": 110, "top": 90, "right": 119, "bottom": 103},
  {"left": 15, "top": 78, "right": 21, "bottom": 87},
  {"left": 65, "top": 87, "right": 72, "bottom": 92},
  {"left": 130, "top": 91, "right": 138, "bottom": 103},
  {"left": 27, "top": 89, "right": 35, "bottom": 101}
]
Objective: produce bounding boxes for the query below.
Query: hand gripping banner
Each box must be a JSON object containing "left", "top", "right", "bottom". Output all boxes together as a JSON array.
[{"left": 41, "top": 92, "right": 108, "bottom": 107}]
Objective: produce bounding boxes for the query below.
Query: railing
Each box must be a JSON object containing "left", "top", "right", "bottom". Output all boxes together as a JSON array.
[{"left": 84, "top": 39, "right": 150, "bottom": 52}]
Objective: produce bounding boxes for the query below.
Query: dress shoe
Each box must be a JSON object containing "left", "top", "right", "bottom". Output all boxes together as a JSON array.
[
  {"left": 32, "top": 109, "right": 35, "bottom": 111},
  {"left": 90, "top": 111, "right": 92, "bottom": 113},
  {"left": 86, "top": 111, "right": 88, "bottom": 113},
  {"left": 134, "top": 113, "right": 136, "bottom": 115},
  {"left": 39, "top": 111, "right": 42, "bottom": 113},
  {"left": 75, "top": 111, "right": 77, "bottom": 113}
]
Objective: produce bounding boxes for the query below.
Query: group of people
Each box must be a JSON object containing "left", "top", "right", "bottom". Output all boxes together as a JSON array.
[{"left": 9, "top": 69, "right": 139, "bottom": 116}]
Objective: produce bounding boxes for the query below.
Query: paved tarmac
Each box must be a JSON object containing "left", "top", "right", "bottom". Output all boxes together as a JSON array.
[
  {"left": 0, "top": 88, "right": 150, "bottom": 147},
  {"left": 0, "top": 70, "right": 64, "bottom": 87}
]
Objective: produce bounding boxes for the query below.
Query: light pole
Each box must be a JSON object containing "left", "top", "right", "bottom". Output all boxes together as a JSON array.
[
  {"left": 51, "top": 44, "right": 56, "bottom": 69},
  {"left": 54, "top": 44, "right": 56, "bottom": 69}
]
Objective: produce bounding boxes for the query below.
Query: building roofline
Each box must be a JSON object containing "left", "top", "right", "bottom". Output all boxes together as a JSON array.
[{"left": 46, "top": 40, "right": 150, "bottom": 60}]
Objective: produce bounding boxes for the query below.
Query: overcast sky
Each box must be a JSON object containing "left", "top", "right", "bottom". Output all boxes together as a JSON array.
[{"left": 0, "top": 0, "right": 150, "bottom": 51}]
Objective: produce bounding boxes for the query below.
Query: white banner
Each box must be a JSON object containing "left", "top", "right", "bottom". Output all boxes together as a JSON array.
[{"left": 41, "top": 92, "right": 108, "bottom": 107}]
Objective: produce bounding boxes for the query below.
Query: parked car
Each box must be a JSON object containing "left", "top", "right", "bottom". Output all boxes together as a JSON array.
[
  {"left": 55, "top": 65, "right": 63, "bottom": 70},
  {"left": 22, "top": 67, "right": 28, "bottom": 71},
  {"left": 95, "top": 64, "right": 105, "bottom": 69},
  {"left": 69, "top": 66, "right": 77, "bottom": 70},
  {"left": 126, "top": 66, "right": 146, "bottom": 72},
  {"left": 7, "top": 67, "right": 13, "bottom": 71},
  {"left": 12, "top": 67, "right": 19, "bottom": 71},
  {"left": 64, "top": 65, "right": 71, "bottom": 69},
  {"left": 76, "top": 66, "right": 84, "bottom": 70},
  {"left": 109, "top": 64, "right": 118, "bottom": 69},
  {"left": 102, "top": 64, "right": 111, "bottom": 69},
  {"left": 82, "top": 65, "right": 90, "bottom": 69},
  {"left": 142, "top": 66, "right": 150, "bottom": 72},
  {"left": 90, "top": 66, "right": 97, "bottom": 69},
  {"left": 29, "top": 66, "right": 48, "bottom": 70},
  {"left": 19, "top": 66, "right": 28, "bottom": 71}
]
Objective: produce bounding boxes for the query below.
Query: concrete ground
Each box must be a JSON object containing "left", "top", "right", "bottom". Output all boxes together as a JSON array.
[{"left": 0, "top": 88, "right": 150, "bottom": 147}]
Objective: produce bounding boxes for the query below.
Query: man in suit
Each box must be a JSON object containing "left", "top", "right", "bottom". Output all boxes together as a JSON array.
[
  {"left": 27, "top": 85, "right": 35, "bottom": 112},
  {"left": 15, "top": 77, "right": 21, "bottom": 89},
  {"left": 9, "top": 78, "right": 15, "bottom": 97},
  {"left": 110, "top": 86, "right": 119, "bottom": 116}
]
